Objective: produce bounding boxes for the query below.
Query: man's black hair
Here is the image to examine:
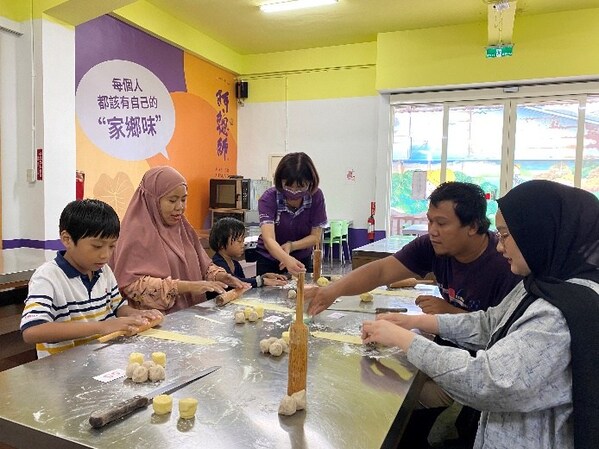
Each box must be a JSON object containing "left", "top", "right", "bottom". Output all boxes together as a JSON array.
[
  {"left": 209, "top": 217, "right": 246, "bottom": 252},
  {"left": 429, "top": 182, "right": 490, "bottom": 234},
  {"left": 59, "top": 199, "right": 120, "bottom": 244}
]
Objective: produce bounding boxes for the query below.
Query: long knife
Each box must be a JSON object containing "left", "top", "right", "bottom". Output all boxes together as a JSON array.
[
  {"left": 327, "top": 307, "right": 408, "bottom": 314},
  {"left": 89, "top": 365, "right": 220, "bottom": 428}
]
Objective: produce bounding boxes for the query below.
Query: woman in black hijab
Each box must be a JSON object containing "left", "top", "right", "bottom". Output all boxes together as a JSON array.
[{"left": 362, "top": 180, "right": 599, "bottom": 449}]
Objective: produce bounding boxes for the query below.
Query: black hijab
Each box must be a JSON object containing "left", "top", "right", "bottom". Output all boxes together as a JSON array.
[{"left": 493, "top": 180, "right": 599, "bottom": 449}]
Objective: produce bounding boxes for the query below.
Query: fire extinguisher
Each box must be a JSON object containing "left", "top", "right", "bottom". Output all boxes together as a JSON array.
[{"left": 367, "top": 201, "right": 376, "bottom": 242}]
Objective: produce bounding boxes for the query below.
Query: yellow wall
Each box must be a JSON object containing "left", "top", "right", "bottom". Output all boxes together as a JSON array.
[{"left": 376, "top": 9, "right": 599, "bottom": 91}]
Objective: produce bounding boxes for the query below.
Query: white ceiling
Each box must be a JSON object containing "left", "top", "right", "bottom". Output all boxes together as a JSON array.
[{"left": 144, "top": 0, "right": 599, "bottom": 54}]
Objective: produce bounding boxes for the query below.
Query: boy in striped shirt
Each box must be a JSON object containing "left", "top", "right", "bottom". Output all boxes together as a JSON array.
[{"left": 20, "top": 199, "right": 162, "bottom": 358}]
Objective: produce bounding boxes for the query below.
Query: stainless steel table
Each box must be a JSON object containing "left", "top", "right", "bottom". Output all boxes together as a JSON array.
[{"left": 0, "top": 285, "right": 425, "bottom": 449}]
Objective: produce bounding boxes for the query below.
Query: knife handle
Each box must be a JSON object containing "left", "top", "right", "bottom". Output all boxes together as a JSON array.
[{"left": 89, "top": 395, "right": 150, "bottom": 428}]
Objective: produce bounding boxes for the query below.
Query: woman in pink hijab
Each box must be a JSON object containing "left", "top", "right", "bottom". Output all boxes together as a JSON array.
[{"left": 112, "top": 166, "right": 247, "bottom": 313}]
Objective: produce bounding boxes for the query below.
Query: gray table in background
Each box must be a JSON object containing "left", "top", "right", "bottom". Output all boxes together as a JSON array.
[{"left": 0, "top": 284, "right": 425, "bottom": 449}]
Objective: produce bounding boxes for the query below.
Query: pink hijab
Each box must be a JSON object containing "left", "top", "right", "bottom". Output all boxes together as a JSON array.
[{"left": 112, "top": 166, "right": 212, "bottom": 309}]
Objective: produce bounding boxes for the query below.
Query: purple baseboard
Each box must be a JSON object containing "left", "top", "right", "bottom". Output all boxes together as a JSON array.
[{"left": 2, "top": 239, "right": 63, "bottom": 251}]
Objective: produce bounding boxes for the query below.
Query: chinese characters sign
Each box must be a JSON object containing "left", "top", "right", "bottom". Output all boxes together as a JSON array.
[
  {"left": 216, "top": 89, "right": 230, "bottom": 160},
  {"left": 76, "top": 60, "right": 175, "bottom": 161}
]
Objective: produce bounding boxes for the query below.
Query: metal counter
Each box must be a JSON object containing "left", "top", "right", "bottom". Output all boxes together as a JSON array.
[
  {"left": 351, "top": 236, "right": 417, "bottom": 269},
  {"left": 0, "top": 285, "right": 425, "bottom": 449}
]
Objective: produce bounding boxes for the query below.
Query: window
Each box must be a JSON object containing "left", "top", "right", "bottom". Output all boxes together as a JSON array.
[{"left": 390, "top": 84, "right": 599, "bottom": 234}]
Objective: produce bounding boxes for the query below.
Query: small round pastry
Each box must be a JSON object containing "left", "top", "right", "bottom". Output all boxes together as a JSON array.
[
  {"left": 243, "top": 307, "right": 254, "bottom": 319},
  {"left": 125, "top": 362, "right": 140, "bottom": 379},
  {"left": 254, "top": 304, "right": 265, "bottom": 318},
  {"left": 131, "top": 365, "right": 149, "bottom": 383},
  {"left": 259, "top": 338, "right": 271, "bottom": 354},
  {"left": 281, "top": 331, "right": 290, "bottom": 344},
  {"left": 148, "top": 364, "right": 166, "bottom": 382},
  {"left": 287, "top": 289, "right": 297, "bottom": 299},
  {"left": 316, "top": 277, "right": 330, "bottom": 287},
  {"left": 269, "top": 341, "right": 283, "bottom": 357},
  {"left": 248, "top": 311, "right": 259, "bottom": 322},
  {"left": 128, "top": 352, "right": 144, "bottom": 365},
  {"left": 278, "top": 395, "right": 297, "bottom": 416},
  {"left": 291, "top": 389, "right": 306, "bottom": 410},
  {"left": 151, "top": 352, "right": 166, "bottom": 367},
  {"left": 359, "top": 292, "right": 374, "bottom": 302},
  {"left": 234, "top": 311, "right": 246, "bottom": 324},
  {"left": 152, "top": 394, "right": 173, "bottom": 415},
  {"left": 179, "top": 397, "right": 198, "bottom": 419}
]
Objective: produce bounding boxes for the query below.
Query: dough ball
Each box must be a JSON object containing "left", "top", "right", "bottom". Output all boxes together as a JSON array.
[
  {"left": 243, "top": 307, "right": 254, "bottom": 319},
  {"left": 277, "top": 338, "right": 289, "bottom": 353},
  {"left": 360, "top": 292, "right": 374, "bottom": 302},
  {"left": 330, "top": 275, "right": 343, "bottom": 282},
  {"left": 259, "top": 339, "right": 271, "bottom": 354},
  {"left": 248, "top": 311, "right": 259, "bottom": 322},
  {"left": 152, "top": 394, "right": 172, "bottom": 415},
  {"left": 269, "top": 341, "right": 283, "bottom": 357},
  {"left": 142, "top": 360, "right": 156, "bottom": 370},
  {"left": 234, "top": 311, "right": 246, "bottom": 324},
  {"left": 148, "top": 364, "right": 166, "bottom": 382},
  {"left": 291, "top": 389, "right": 306, "bottom": 410},
  {"left": 278, "top": 395, "right": 297, "bottom": 416},
  {"left": 131, "top": 365, "right": 149, "bottom": 383},
  {"left": 254, "top": 305, "right": 264, "bottom": 318},
  {"left": 281, "top": 331, "right": 290, "bottom": 344},
  {"left": 151, "top": 352, "right": 166, "bottom": 367},
  {"left": 128, "top": 352, "right": 144, "bottom": 365},
  {"left": 267, "top": 336, "right": 278, "bottom": 344},
  {"left": 316, "top": 277, "right": 330, "bottom": 287},
  {"left": 125, "top": 362, "right": 140, "bottom": 379},
  {"left": 287, "top": 289, "right": 297, "bottom": 299},
  {"left": 179, "top": 397, "right": 198, "bottom": 419}
]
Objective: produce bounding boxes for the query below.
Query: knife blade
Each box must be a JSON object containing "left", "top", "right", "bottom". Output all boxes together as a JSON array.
[
  {"left": 89, "top": 365, "right": 220, "bottom": 428},
  {"left": 327, "top": 307, "right": 408, "bottom": 314}
]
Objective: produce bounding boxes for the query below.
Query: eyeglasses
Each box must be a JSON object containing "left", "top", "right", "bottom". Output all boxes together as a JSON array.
[
  {"left": 495, "top": 230, "right": 511, "bottom": 244},
  {"left": 283, "top": 185, "right": 309, "bottom": 194}
]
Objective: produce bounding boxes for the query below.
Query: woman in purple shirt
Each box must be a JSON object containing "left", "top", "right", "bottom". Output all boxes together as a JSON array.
[{"left": 256, "top": 152, "right": 328, "bottom": 276}]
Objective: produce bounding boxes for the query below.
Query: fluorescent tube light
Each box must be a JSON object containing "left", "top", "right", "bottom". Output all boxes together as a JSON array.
[{"left": 260, "top": 0, "right": 338, "bottom": 13}]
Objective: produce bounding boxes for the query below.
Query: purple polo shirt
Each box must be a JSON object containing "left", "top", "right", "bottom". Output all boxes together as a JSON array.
[
  {"left": 395, "top": 232, "right": 521, "bottom": 311},
  {"left": 256, "top": 187, "right": 328, "bottom": 262}
]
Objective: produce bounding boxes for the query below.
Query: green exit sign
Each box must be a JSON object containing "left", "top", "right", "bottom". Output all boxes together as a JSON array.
[{"left": 486, "top": 44, "right": 513, "bottom": 58}]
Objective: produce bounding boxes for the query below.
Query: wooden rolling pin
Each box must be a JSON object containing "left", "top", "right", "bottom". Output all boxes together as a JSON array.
[
  {"left": 312, "top": 244, "right": 322, "bottom": 282},
  {"left": 287, "top": 272, "right": 308, "bottom": 396},
  {"left": 215, "top": 287, "right": 247, "bottom": 306},
  {"left": 97, "top": 316, "right": 163, "bottom": 343},
  {"left": 387, "top": 277, "right": 436, "bottom": 289}
]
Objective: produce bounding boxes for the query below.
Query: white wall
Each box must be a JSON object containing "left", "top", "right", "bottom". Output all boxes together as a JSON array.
[
  {"left": 238, "top": 95, "right": 384, "bottom": 231},
  {"left": 1, "top": 18, "right": 75, "bottom": 247}
]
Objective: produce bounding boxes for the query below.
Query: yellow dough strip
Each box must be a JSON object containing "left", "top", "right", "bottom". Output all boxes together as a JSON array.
[
  {"left": 139, "top": 329, "right": 216, "bottom": 345},
  {"left": 370, "top": 288, "right": 421, "bottom": 298},
  {"left": 194, "top": 315, "right": 225, "bottom": 325},
  {"left": 311, "top": 331, "right": 362, "bottom": 345},
  {"left": 232, "top": 298, "right": 295, "bottom": 314}
]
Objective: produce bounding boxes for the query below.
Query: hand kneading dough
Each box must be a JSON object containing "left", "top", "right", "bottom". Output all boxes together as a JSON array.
[
  {"left": 316, "top": 277, "right": 330, "bottom": 287},
  {"left": 248, "top": 311, "right": 259, "bottom": 322},
  {"left": 269, "top": 341, "right": 283, "bottom": 356},
  {"left": 291, "top": 389, "right": 306, "bottom": 410},
  {"left": 148, "top": 364, "right": 166, "bottom": 382},
  {"left": 129, "top": 352, "right": 144, "bottom": 365},
  {"left": 151, "top": 352, "right": 166, "bottom": 367},
  {"left": 278, "top": 395, "right": 297, "bottom": 415},
  {"left": 360, "top": 292, "right": 374, "bottom": 302},
  {"left": 152, "top": 394, "right": 173, "bottom": 415},
  {"left": 234, "top": 311, "right": 246, "bottom": 324},
  {"left": 125, "top": 362, "right": 140, "bottom": 379},
  {"left": 179, "top": 398, "right": 198, "bottom": 419},
  {"left": 132, "top": 365, "right": 149, "bottom": 383},
  {"left": 287, "top": 289, "right": 297, "bottom": 299}
]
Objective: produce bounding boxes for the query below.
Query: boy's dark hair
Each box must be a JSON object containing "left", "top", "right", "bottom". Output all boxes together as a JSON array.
[
  {"left": 209, "top": 217, "right": 246, "bottom": 252},
  {"left": 429, "top": 182, "right": 490, "bottom": 234},
  {"left": 274, "top": 152, "right": 320, "bottom": 194},
  {"left": 59, "top": 199, "right": 120, "bottom": 244}
]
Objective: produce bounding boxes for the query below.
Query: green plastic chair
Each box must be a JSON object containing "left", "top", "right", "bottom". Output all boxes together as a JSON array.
[
  {"left": 322, "top": 220, "right": 344, "bottom": 264},
  {"left": 340, "top": 220, "right": 351, "bottom": 264}
]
